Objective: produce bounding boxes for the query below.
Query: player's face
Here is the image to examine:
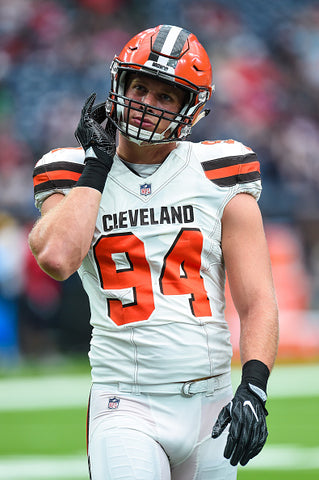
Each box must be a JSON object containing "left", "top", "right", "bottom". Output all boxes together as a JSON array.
[{"left": 124, "top": 74, "right": 186, "bottom": 134}]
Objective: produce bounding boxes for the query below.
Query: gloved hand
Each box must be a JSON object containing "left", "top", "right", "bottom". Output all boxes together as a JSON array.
[
  {"left": 75, "top": 93, "right": 117, "bottom": 193},
  {"left": 75, "top": 92, "right": 116, "bottom": 161},
  {"left": 212, "top": 360, "right": 269, "bottom": 466}
]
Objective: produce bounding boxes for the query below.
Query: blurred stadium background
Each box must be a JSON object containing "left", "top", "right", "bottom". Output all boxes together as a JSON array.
[{"left": 0, "top": 0, "right": 318, "bottom": 478}]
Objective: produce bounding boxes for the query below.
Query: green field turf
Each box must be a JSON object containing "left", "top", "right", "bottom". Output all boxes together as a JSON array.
[
  {"left": 267, "top": 396, "right": 319, "bottom": 447},
  {"left": 1, "top": 363, "right": 318, "bottom": 479},
  {"left": 0, "top": 408, "right": 86, "bottom": 456},
  {"left": 238, "top": 470, "right": 319, "bottom": 480}
]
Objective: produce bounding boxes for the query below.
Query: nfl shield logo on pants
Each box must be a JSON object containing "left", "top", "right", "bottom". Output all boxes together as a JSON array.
[
  {"left": 140, "top": 183, "right": 151, "bottom": 196},
  {"left": 108, "top": 397, "right": 120, "bottom": 409}
]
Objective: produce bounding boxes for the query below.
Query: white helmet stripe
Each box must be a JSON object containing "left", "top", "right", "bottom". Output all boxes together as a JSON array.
[
  {"left": 150, "top": 25, "right": 190, "bottom": 67},
  {"left": 160, "top": 26, "right": 183, "bottom": 56}
]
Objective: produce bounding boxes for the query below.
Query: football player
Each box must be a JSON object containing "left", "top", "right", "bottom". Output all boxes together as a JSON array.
[{"left": 29, "top": 25, "right": 279, "bottom": 480}]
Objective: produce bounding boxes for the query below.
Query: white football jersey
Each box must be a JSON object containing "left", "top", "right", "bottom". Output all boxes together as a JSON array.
[{"left": 33, "top": 140, "right": 262, "bottom": 384}]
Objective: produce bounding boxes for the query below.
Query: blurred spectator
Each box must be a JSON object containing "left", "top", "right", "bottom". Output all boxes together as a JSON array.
[
  {"left": 18, "top": 228, "right": 63, "bottom": 358},
  {"left": 78, "top": 0, "right": 127, "bottom": 15},
  {"left": 0, "top": 212, "right": 24, "bottom": 366},
  {"left": 0, "top": 130, "right": 35, "bottom": 219}
]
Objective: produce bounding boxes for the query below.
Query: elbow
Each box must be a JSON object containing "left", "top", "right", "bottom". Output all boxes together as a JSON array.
[
  {"left": 29, "top": 240, "right": 80, "bottom": 282},
  {"left": 37, "top": 252, "right": 75, "bottom": 281}
]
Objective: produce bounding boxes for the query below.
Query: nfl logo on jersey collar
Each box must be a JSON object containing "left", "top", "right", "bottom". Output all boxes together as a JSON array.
[{"left": 140, "top": 183, "right": 151, "bottom": 196}]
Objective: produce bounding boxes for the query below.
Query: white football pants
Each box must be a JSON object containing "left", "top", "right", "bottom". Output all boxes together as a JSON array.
[{"left": 87, "top": 382, "right": 237, "bottom": 480}]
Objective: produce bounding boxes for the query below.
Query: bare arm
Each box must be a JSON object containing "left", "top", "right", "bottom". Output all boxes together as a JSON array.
[
  {"left": 28, "top": 187, "right": 101, "bottom": 281},
  {"left": 212, "top": 193, "right": 278, "bottom": 465},
  {"left": 29, "top": 93, "right": 117, "bottom": 282},
  {"left": 221, "top": 193, "right": 279, "bottom": 371}
]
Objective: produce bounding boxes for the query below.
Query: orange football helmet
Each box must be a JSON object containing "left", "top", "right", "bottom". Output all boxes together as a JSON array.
[{"left": 106, "top": 25, "right": 213, "bottom": 144}]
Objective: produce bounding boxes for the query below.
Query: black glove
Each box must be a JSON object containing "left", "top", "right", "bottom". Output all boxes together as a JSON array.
[
  {"left": 212, "top": 360, "right": 269, "bottom": 466},
  {"left": 75, "top": 92, "right": 116, "bottom": 161},
  {"left": 75, "top": 93, "right": 117, "bottom": 193}
]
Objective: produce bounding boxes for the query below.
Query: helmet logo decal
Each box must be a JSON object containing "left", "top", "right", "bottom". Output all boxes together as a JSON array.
[{"left": 151, "top": 61, "right": 169, "bottom": 72}]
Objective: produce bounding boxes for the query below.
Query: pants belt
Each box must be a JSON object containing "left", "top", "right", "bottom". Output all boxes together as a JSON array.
[{"left": 107, "top": 373, "right": 232, "bottom": 397}]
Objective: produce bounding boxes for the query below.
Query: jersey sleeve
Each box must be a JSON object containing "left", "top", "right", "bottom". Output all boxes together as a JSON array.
[
  {"left": 198, "top": 139, "right": 262, "bottom": 201},
  {"left": 33, "top": 147, "right": 85, "bottom": 211}
]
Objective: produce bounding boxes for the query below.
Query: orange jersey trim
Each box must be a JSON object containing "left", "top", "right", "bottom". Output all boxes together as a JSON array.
[
  {"left": 33, "top": 169, "right": 82, "bottom": 187},
  {"left": 204, "top": 160, "right": 260, "bottom": 181},
  {"left": 50, "top": 147, "right": 83, "bottom": 153}
]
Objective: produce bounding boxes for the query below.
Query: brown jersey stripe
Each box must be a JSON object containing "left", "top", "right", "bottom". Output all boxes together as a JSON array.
[
  {"left": 33, "top": 161, "right": 84, "bottom": 194},
  {"left": 201, "top": 154, "right": 260, "bottom": 187},
  {"left": 204, "top": 160, "right": 260, "bottom": 181},
  {"left": 34, "top": 178, "right": 79, "bottom": 194},
  {"left": 33, "top": 169, "right": 82, "bottom": 188},
  {"left": 201, "top": 153, "right": 258, "bottom": 171},
  {"left": 212, "top": 171, "right": 261, "bottom": 187},
  {"left": 33, "top": 161, "right": 84, "bottom": 177}
]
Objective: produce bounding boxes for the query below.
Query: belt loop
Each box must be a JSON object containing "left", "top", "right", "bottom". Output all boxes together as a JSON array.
[
  {"left": 118, "top": 382, "right": 141, "bottom": 395},
  {"left": 205, "top": 377, "right": 216, "bottom": 396},
  {"left": 132, "top": 383, "right": 141, "bottom": 395}
]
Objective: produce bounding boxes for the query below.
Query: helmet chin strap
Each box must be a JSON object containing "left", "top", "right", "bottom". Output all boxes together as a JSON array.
[{"left": 119, "top": 122, "right": 172, "bottom": 145}]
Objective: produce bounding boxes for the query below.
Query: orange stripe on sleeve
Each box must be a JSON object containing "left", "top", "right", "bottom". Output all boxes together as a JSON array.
[
  {"left": 51, "top": 147, "right": 83, "bottom": 153},
  {"left": 33, "top": 169, "right": 82, "bottom": 187},
  {"left": 204, "top": 161, "right": 260, "bottom": 181}
]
